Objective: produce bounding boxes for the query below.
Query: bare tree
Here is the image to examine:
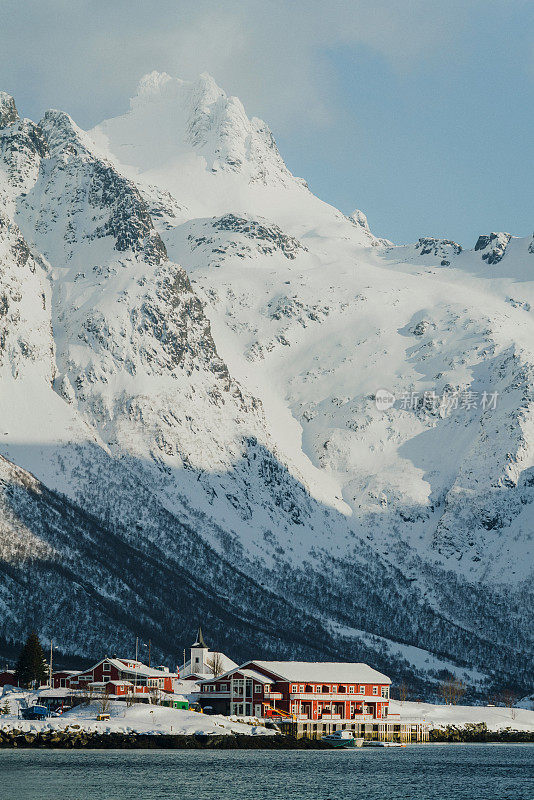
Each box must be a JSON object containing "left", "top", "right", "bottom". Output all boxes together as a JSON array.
[
  {"left": 98, "top": 694, "right": 111, "bottom": 715},
  {"left": 80, "top": 684, "right": 95, "bottom": 706},
  {"left": 149, "top": 686, "right": 160, "bottom": 706},
  {"left": 206, "top": 652, "right": 224, "bottom": 678},
  {"left": 397, "top": 682, "right": 408, "bottom": 702},
  {"left": 497, "top": 688, "right": 519, "bottom": 718},
  {"left": 498, "top": 688, "right": 519, "bottom": 707},
  {"left": 439, "top": 677, "right": 466, "bottom": 705}
]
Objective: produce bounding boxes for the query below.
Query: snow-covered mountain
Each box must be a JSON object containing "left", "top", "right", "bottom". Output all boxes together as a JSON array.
[{"left": 0, "top": 75, "right": 532, "bottom": 694}]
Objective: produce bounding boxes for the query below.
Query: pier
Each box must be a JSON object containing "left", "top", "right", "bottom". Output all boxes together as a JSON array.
[{"left": 277, "top": 717, "right": 430, "bottom": 742}]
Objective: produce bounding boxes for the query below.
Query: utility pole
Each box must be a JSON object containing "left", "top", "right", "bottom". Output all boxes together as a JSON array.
[{"left": 49, "top": 640, "right": 53, "bottom": 689}]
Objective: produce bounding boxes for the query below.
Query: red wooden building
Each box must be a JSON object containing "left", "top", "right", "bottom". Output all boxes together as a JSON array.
[
  {"left": 51, "top": 670, "right": 79, "bottom": 689},
  {"left": 66, "top": 657, "right": 179, "bottom": 698},
  {"left": 199, "top": 661, "right": 391, "bottom": 721},
  {"left": 0, "top": 670, "right": 17, "bottom": 688}
]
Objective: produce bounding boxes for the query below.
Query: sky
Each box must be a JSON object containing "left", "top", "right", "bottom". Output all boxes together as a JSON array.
[{"left": 1, "top": 0, "right": 532, "bottom": 245}]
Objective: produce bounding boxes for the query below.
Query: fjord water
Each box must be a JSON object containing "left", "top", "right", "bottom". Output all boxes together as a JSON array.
[{"left": 3, "top": 745, "right": 533, "bottom": 800}]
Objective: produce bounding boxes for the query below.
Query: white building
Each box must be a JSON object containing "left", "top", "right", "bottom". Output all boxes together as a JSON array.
[{"left": 180, "top": 628, "right": 237, "bottom": 680}]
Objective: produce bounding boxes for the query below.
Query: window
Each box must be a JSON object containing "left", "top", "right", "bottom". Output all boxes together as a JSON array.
[
  {"left": 195, "top": 657, "right": 200, "bottom": 664},
  {"left": 349, "top": 686, "right": 355, "bottom": 693},
  {"left": 381, "top": 686, "right": 389, "bottom": 698},
  {"left": 291, "top": 684, "right": 298, "bottom": 693},
  {"left": 299, "top": 685, "right": 305, "bottom": 692},
  {"left": 103, "top": 662, "right": 110, "bottom": 672},
  {"left": 372, "top": 686, "right": 378, "bottom": 695},
  {"left": 103, "top": 676, "right": 110, "bottom": 683},
  {"left": 254, "top": 685, "right": 262, "bottom": 693},
  {"left": 359, "top": 685, "right": 365, "bottom": 694},
  {"left": 332, "top": 686, "right": 337, "bottom": 693},
  {"left": 220, "top": 683, "right": 229, "bottom": 691}
]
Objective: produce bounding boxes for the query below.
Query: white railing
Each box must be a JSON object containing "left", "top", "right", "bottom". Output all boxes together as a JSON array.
[{"left": 289, "top": 693, "right": 383, "bottom": 701}]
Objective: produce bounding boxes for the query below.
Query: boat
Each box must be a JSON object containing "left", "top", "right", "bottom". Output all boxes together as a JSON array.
[
  {"left": 362, "top": 740, "right": 407, "bottom": 747},
  {"left": 323, "top": 730, "right": 364, "bottom": 748}
]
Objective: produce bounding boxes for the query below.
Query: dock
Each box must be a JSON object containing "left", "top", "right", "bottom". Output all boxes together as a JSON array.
[{"left": 277, "top": 717, "right": 430, "bottom": 742}]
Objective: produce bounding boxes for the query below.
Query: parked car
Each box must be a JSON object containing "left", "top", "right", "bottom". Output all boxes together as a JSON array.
[{"left": 20, "top": 705, "right": 49, "bottom": 720}]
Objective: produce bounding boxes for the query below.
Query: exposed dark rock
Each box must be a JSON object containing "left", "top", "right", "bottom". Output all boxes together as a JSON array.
[
  {"left": 474, "top": 232, "right": 511, "bottom": 264},
  {"left": 0, "top": 93, "right": 18, "bottom": 128},
  {"left": 416, "top": 237, "right": 462, "bottom": 257},
  {"left": 211, "top": 214, "right": 306, "bottom": 259}
]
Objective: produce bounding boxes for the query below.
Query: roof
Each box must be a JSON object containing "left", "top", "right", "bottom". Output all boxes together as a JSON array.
[
  {"left": 200, "top": 667, "right": 273, "bottom": 684},
  {"left": 37, "top": 687, "right": 73, "bottom": 698},
  {"left": 53, "top": 670, "right": 79, "bottom": 676},
  {"left": 90, "top": 657, "right": 178, "bottom": 679},
  {"left": 246, "top": 661, "right": 391, "bottom": 684},
  {"left": 107, "top": 680, "right": 134, "bottom": 686}
]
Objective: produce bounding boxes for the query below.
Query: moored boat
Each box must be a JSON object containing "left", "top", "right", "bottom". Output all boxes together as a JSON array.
[
  {"left": 362, "top": 740, "right": 407, "bottom": 747},
  {"left": 323, "top": 730, "right": 363, "bottom": 748}
]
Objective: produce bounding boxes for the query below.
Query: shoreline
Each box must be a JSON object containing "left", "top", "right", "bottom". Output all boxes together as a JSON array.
[{"left": 1, "top": 730, "right": 533, "bottom": 749}]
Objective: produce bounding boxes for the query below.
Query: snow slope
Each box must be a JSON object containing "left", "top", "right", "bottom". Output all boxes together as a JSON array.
[
  {"left": 0, "top": 74, "right": 532, "bottom": 694},
  {"left": 0, "top": 696, "right": 273, "bottom": 737},
  {"left": 389, "top": 700, "right": 534, "bottom": 732}
]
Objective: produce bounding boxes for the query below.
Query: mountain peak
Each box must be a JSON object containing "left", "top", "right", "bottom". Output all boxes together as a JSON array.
[
  {"left": 0, "top": 92, "right": 18, "bottom": 128},
  {"left": 92, "top": 71, "right": 296, "bottom": 199},
  {"left": 131, "top": 70, "right": 174, "bottom": 108}
]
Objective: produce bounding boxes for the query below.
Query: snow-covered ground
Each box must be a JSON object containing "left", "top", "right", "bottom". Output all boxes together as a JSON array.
[
  {"left": 389, "top": 700, "right": 534, "bottom": 731},
  {"left": 0, "top": 693, "right": 273, "bottom": 737},
  {"left": 2, "top": 689, "right": 532, "bottom": 735}
]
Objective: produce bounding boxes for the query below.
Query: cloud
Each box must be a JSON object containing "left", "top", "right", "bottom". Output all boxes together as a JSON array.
[{"left": 0, "top": 0, "right": 497, "bottom": 132}]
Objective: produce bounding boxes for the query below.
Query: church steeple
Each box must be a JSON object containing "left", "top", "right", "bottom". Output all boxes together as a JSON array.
[{"left": 192, "top": 626, "right": 207, "bottom": 648}]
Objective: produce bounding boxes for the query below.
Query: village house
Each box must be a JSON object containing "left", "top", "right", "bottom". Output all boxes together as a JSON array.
[
  {"left": 51, "top": 670, "right": 79, "bottom": 689},
  {"left": 0, "top": 669, "right": 17, "bottom": 688},
  {"left": 65, "top": 657, "right": 179, "bottom": 699},
  {"left": 198, "top": 660, "right": 391, "bottom": 721}
]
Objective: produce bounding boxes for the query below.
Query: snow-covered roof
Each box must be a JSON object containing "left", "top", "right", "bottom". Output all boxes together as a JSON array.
[
  {"left": 247, "top": 661, "right": 391, "bottom": 684},
  {"left": 37, "top": 687, "right": 73, "bottom": 697},
  {"left": 107, "top": 680, "right": 133, "bottom": 686},
  {"left": 200, "top": 667, "right": 273, "bottom": 684},
  {"left": 89, "top": 658, "right": 178, "bottom": 679}
]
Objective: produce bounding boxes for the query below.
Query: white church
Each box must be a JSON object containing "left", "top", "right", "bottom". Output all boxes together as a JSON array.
[{"left": 180, "top": 628, "right": 237, "bottom": 680}]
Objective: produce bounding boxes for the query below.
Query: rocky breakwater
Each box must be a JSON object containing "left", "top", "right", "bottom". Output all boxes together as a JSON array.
[{"left": 0, "top": 728, "right": 330, "bottom": 749}]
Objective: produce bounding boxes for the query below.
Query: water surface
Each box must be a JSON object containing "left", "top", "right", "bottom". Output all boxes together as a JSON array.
[{"left": 3, "top": 743, "right": 533, "bottom": 800}]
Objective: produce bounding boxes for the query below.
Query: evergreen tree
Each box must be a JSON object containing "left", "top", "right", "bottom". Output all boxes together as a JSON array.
[{"left": 14, "top": 632, "right": 47, "bottom": 688}]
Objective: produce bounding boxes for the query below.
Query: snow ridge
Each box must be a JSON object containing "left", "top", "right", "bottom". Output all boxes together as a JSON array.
[{"left": 0, "top": 74, "right": 532, "bottom": 693}]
